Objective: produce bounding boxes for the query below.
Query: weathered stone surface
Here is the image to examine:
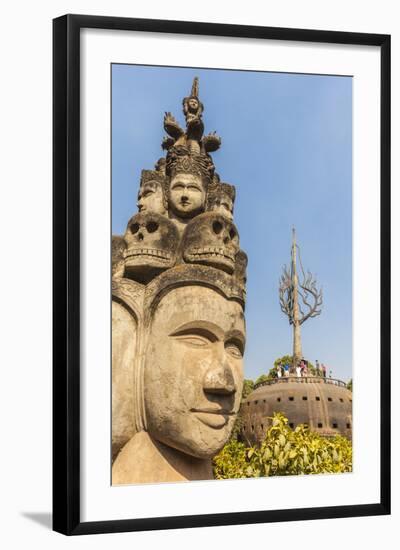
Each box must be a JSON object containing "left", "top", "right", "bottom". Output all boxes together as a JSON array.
[
  {"left": 234, "top": 250, "right": 248, "bottom": 290},
  {"left": 144, "top": 264, "right": 246, "bottom": 312},
  {"left": 111, "top": 235, "right": 126, "bottom": 279},
  {"left": 112, "top": 431, "right": 213, "bottom": 484},
  {"left": 112, "top": 301, "right": 138, "bottom": 460}
]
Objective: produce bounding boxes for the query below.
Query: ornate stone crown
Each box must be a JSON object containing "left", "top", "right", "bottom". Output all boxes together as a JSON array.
[
  {"left": 112, "top": 77, "right": 247, "bottom": 301},
  {"left": 140, "top": 169, "right": 165, "bottom": 185},
  {"left": 166, "top": 145, "right": 214, "bottom": 186}
]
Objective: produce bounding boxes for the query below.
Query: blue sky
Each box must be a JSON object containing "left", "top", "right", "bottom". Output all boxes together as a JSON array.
[{"left": 112, "top": 64, "right": 352, "bottom": 383}]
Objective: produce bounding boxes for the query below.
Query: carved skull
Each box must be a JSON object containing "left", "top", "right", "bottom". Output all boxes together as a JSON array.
[
  {"left": 123, "top": 212, "right": 180, "bottom": 284},
  {"left": 181, "top": 212, "right": 240, "bottom": 274}
]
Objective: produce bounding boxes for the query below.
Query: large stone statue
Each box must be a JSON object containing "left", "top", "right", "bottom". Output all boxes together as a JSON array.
[{"left": 112, "top": 78, "right": 247, "bottom": 484}]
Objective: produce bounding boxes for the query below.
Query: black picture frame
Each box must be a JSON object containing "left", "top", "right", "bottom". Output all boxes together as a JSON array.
[{"left": 53, "top": 14, "right": 391, "bottom": 536}]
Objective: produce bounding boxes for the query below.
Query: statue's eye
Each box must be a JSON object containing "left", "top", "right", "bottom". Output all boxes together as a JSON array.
[
  {"left": 146, "top": 221, "right": 159, "bottom": 233},
  {"left": 229, "top": 228, "right": 237, "bottom": 240},
  {"left": 213, "top": 221, "right": 223, "bottom": 234},
  {"left": 130, "top": 223, "right": 139, "bottom": 234},
  {"left": 225, "top": 340, "right": 243, "bottom": 358},
  {"left": 175, "top": 335, "right": 209, "bottom": 348},
  {"left": 170, "top": 327, "right": 218, "bottom": 346}
]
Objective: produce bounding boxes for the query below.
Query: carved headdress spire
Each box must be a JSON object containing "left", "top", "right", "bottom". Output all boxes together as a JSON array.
[
  {"left": 182, "top": 76, "right": 203, "bottom": 120},
  {"left": 162, "top": 77, "right": 221, "bottom": 159},
  {"left": 191, "top": 76, "right": 199, "bottom": 97}
]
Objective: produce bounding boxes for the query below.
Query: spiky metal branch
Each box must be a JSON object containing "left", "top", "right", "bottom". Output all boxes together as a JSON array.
[
  {"left": 279, "top": 233, "right": 323, "bottom": 327},
  {"left": 297, "top": 268, "right": 323, "bottom": 324}
]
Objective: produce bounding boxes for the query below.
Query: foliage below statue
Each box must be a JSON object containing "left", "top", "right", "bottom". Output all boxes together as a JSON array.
[{"left": 213, "top": 413, "right": 352, "bottom": 479}]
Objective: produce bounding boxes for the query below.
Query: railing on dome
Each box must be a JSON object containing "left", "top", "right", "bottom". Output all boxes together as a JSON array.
[{"left": 253, "top": 376, "right": 348, "bottom": 390}]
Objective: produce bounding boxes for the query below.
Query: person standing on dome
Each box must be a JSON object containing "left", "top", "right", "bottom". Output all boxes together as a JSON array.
[{"left": 284, "top": 363, "right": 290, "bottom": 377}]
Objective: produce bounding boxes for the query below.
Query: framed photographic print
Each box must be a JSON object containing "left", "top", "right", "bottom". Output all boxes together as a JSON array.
[{"left": 53, "top": 14, "right": 390, "bottom": 535}]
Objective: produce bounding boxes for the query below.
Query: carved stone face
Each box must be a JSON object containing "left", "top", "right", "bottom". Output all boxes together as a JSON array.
[
  {"left": 187, "top": 98, "right": 199, "bottom": 112},
  {"left": 137, "top": 180, "right": 166, "bottom": 215},
  {"left": 234, "top": 249, "right": 248, "bottom": 287},
  {"left": 182, "top": 212, "right": 240, "bottom": 274},
  {"left": 144, "top": 285, "right": 245, "bottom": 459},
  {"left": 124, "top": 212, "right": 179, "bottom": 283},
  {"left": 209, "top": 194, "right": 234, "bottom": 221},
  {"left": 169, "top": 173, "right": 206, "bottom": 219}
]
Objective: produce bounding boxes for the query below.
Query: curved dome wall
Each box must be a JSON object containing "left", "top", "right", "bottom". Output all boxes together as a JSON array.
[{"left": 241, "top": 377, "right": 352, "bottom": 445}]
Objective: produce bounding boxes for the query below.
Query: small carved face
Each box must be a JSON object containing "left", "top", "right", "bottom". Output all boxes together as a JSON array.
[
  {"left": 169, "top": 173, "right": 206, "bottom": 219},
  {"left": 187, "top": 98, "right": 199, "bottom": 112},
  {"left": 137, "top": 180, "right": 166, "bottom": 215},
  {"left": 209, "top": 193, "right": 234, "bottom": 221},
  {"left": 234, "top": 249, "right": 248, "bottom": 288},
  {"left": 123, "top": 212, "right": 179, "bottom": 283},
  {"left": 182, "top": 212, "right": 240, "bottom": 274}
]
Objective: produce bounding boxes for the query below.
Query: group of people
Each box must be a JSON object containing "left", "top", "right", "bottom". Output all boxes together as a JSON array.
[{"left": 275, "top": 359, "right": 329, "bottom": 379}]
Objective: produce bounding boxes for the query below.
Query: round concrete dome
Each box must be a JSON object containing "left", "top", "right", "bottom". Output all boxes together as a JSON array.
[{"left": 241, "top": 377, "right": 352, "bottom": 445}]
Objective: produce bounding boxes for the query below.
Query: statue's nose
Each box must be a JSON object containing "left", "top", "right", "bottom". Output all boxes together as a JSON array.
[{"left": 203, "top": 362, "right": 236, "bottom": 396}]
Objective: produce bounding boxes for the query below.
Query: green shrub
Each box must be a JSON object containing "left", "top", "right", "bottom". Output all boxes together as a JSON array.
[
  {"left": 254, "top": 373, "right": 270, "bottom": 385},
  {"left": 213, "top": 413, "right": 352, "bottom": 479},
  {"left": 242, "top": 379, "right": 255, "bottom": 399}
]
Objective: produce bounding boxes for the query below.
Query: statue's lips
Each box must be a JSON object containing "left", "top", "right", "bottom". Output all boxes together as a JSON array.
[
  {"left": 124, "top": 248, "right": 172, "bottom": 262},
  {"left": 190, "top": 408, "right": 234, "bottom": 429}
]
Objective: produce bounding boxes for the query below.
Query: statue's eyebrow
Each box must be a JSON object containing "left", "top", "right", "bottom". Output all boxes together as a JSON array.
[
  {"left": 169, "top": 321, "right": 223, "bottom": 341},
  {"left": 225, "top": 329, "right": 246, "bottom": 351}
]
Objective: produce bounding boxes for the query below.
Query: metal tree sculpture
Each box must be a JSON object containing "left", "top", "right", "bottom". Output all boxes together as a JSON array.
[{"left": 279, "top": 228, "right": 323, "bottom": 369}]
